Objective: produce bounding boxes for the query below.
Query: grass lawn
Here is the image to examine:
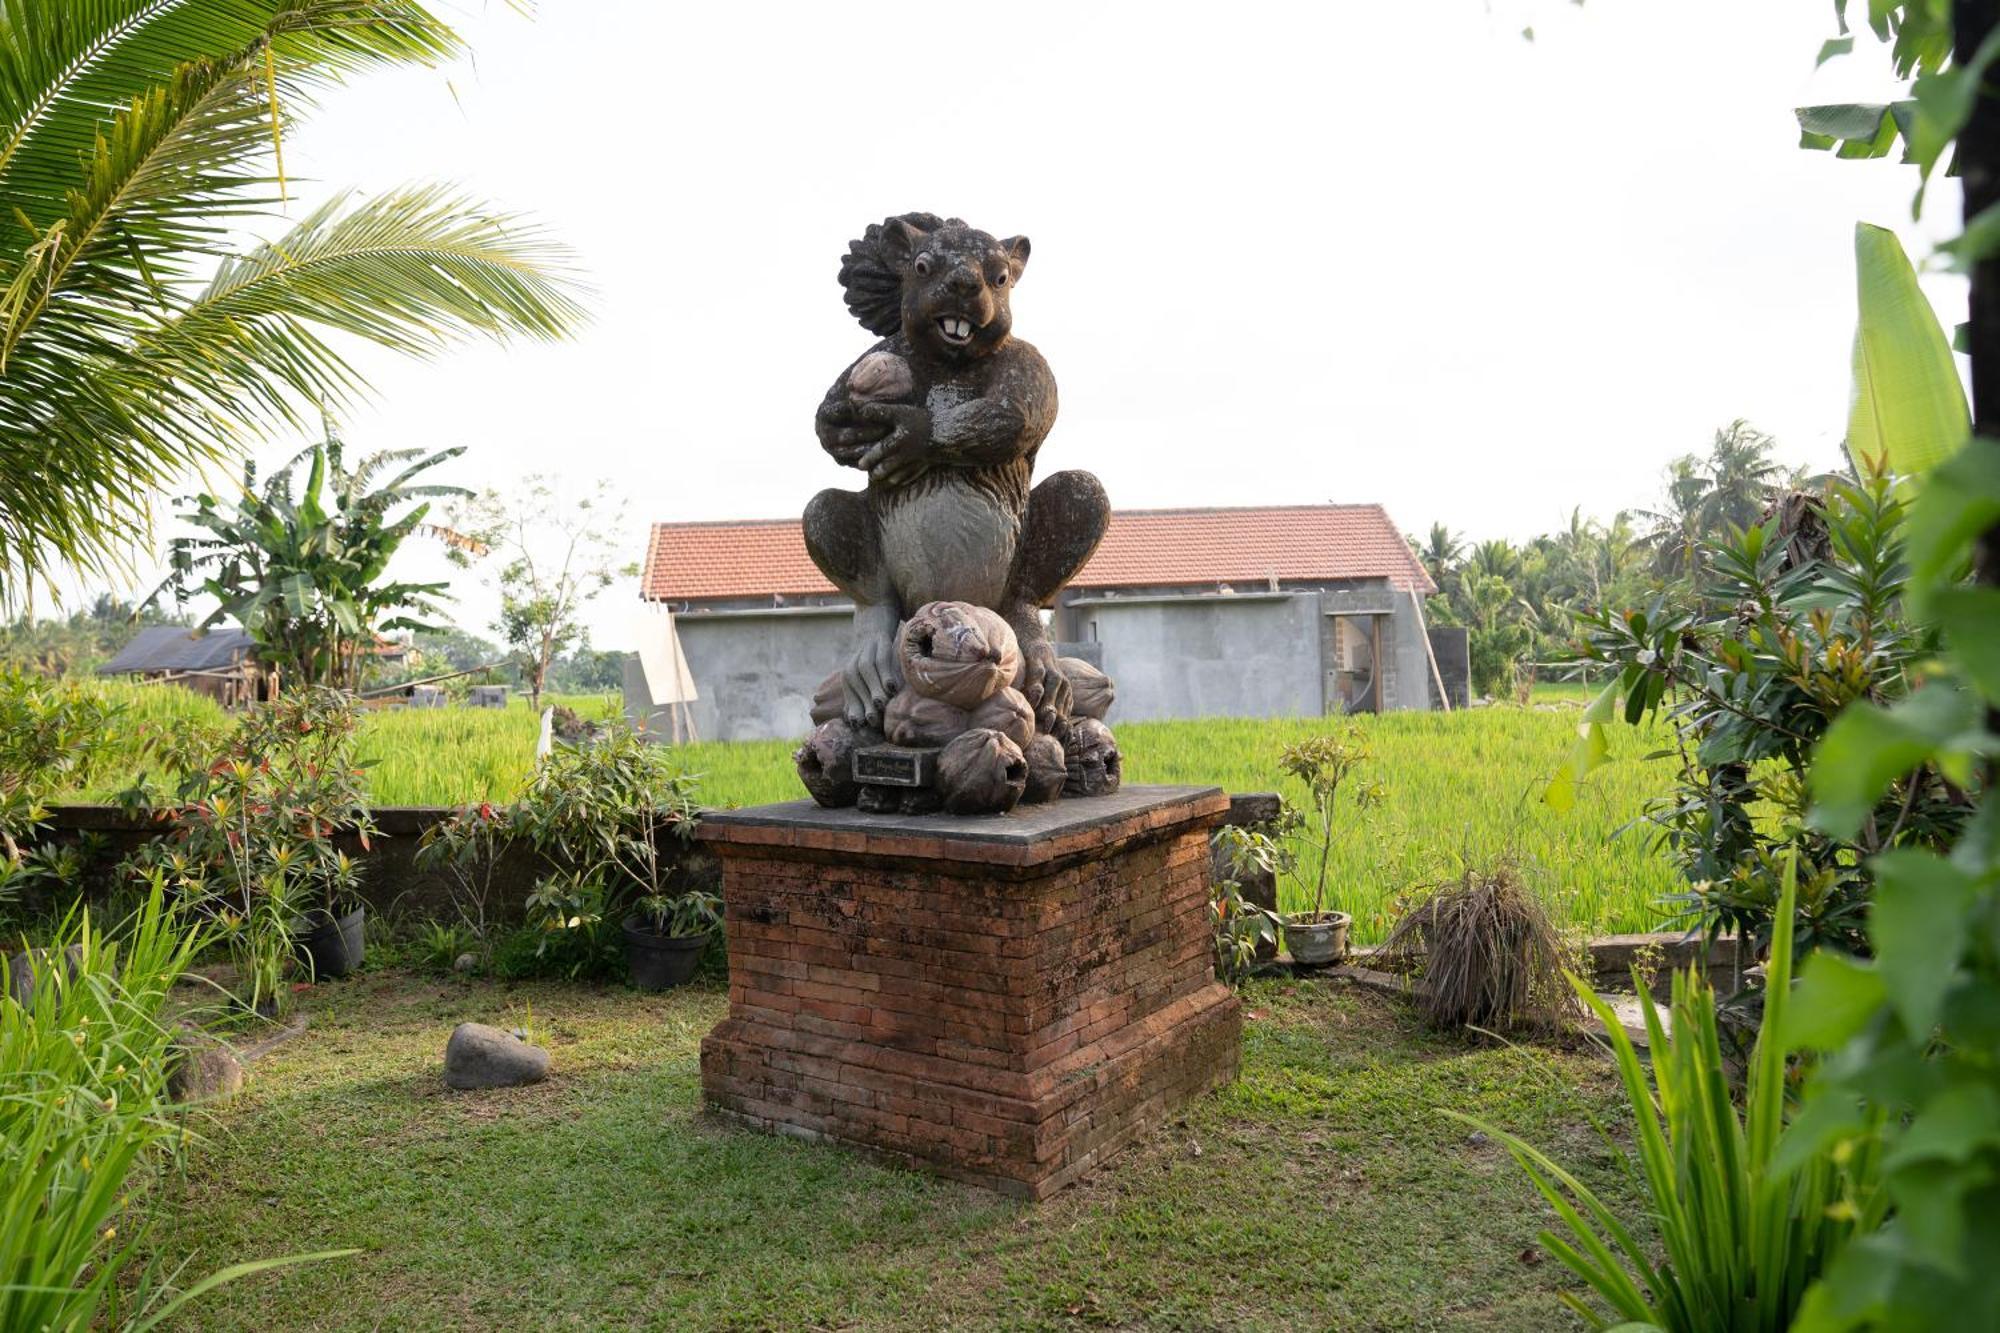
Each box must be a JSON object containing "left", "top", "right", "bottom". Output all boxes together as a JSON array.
[
  {"left": 139, "top": 970, "right": 1636, "bottom": 1331},
  {"left": 68, "top": 683, "right": 1680, "bottom": 940}
]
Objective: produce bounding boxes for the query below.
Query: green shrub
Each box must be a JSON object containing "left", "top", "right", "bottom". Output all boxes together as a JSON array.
[
  {"left": 0, "top": 884, "right": 346, "bottom": 1327},
  {"left": 1456, "top": 861, "right": 1880, "bottom": 1330},
  {"left": 125, "top": 688, "right": 374, "bottom": 1012},
  {"left": 419, "top": 725, "right": 708, "bottom": 982},
  {"left": 1561, "top": 470, "right": 1962, "bottom": 961}
]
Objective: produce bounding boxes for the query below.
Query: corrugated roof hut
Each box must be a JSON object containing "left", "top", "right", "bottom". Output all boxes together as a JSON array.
[{"left": 97, "top": 626, "right": 268, "bottom": 707}]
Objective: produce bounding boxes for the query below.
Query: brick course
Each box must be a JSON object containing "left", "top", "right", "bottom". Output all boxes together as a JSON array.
[{"left": 698, "top": 786, "right": 1243, "bottom": 1199}]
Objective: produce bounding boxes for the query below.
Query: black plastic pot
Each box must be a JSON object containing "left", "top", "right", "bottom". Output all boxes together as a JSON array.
[
  {"left": 292, "top": 904, "right": 366, "bottom": 980},
  {"left": 623, "top": 915, "right": 709, "bottom": 991}
]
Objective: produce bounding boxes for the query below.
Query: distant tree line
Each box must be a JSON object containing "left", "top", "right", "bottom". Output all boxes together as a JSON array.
[
  {"left": 0, "top": 595, "right": 188, "bottom": 679},
  {"left": 1414, "top": 420, "right": 1816, "bottom": 698}
]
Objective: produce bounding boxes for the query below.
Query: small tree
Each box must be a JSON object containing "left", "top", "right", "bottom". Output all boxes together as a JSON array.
[
  {"left": 451, "top": 477, "right": 634, "bottom": 710},
  {"left": 156, "top": 430, "right": 474, "bottom": 690}
]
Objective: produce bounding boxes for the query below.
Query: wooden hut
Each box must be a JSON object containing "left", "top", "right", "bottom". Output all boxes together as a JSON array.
[{"left": 96, "top": 626, "right": 268, "bottom": 707}]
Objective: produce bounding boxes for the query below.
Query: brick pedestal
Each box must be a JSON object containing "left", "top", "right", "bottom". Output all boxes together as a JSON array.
[{"left": 698, "top": 785, "right": 1242, "bottom": 1199}]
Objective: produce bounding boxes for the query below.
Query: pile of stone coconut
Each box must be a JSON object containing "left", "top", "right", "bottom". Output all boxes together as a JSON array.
[{"left": 796, "top": 599, "right": 1119, "bottom": 816}]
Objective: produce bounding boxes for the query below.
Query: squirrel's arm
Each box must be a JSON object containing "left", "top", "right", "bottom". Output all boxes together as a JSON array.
[
  {"left": 927, "top": 344, "right": 1056, "bottom": 467},
  {"left": 816, "top": 343, "right": 894, "bottom": 466}
]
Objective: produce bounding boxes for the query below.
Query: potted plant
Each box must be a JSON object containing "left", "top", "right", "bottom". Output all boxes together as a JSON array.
[
  {"left": 130, "top": 687, "right": 378, "bottom": 1009},
  {"left": 514, "top": 727, "right": 710, "bottom": 988},
  {"left": 1275, "top": 730, "right": 1383, "bottom": 966},
  {"left": 625, "top": 883, "right": 722, "bottom": 991}
]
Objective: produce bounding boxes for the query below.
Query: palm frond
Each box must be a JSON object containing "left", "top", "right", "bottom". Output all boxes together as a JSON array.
[
  {"left": 0, "top": 0, "right": 581, "bottom": 594},
  {"left": 140, "top": 183, "right": 587, "bottom": 409}
]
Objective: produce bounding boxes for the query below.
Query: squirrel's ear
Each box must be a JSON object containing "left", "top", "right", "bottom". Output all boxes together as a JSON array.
[
  {"left": 1001, "top": 235, "right": 1031, "bottom": 281},
  {"left": 882, "top": 217, "right": 929, "bottom": 265}
]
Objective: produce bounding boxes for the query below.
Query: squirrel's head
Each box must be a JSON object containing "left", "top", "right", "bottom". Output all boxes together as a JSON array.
[{"left": 839, "top": 214, "right": 1030, "bottom": 362}]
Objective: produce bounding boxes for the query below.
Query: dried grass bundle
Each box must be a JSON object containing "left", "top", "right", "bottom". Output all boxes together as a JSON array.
[{"left": 1378, "top": 862, "right": 1580, "bottom": 1033}]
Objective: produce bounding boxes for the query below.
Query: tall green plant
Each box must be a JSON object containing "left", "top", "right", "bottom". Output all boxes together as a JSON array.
[
  {"left": 1551, "top": 465, "right": 1962, "bottom": 961},
  {"left": 129, "top": 687, "right": 373, "bottom": 1010},
  {"left": 0, "top": 884, "right": 349, "bottom": 1327},
  {"left": 1754, "top": 1, "right": 2000, "bottom": 1323},
  {"left": 1275, "top": 730, "right": 1382, "bottom": 922},
  {"left": 0, "top": 2, "right": 586, "bottom": 596},
  {"left": 155, "top": 429, "right": 476, "bottom": 689},
  {"left": 1457, "top": 861, "right": 1882, "bottom": 1332}
]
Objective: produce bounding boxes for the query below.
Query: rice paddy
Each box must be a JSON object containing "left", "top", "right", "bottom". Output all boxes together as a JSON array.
[{"left": 64, "top": 682, "right": 1679, "bottom": 940}]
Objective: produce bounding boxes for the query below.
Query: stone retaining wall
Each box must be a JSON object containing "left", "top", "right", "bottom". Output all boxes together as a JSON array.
[
  {"left": 36, "top": 803, "right": 1732, "bottom": 989},
  {"left": 35, "top": 804, "right": 718, "bottom": 925}
]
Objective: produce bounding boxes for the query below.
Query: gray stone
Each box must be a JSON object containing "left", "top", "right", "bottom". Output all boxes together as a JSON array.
[
  {"left": 5, "top": 942, "right": 84, "bottom": 1008},
  {"left": 443, "top": 1021, "right": 549, "bottom": 1089},
  {"left": 166, "top": 1033, "right": 244, "bottom": 1104}
]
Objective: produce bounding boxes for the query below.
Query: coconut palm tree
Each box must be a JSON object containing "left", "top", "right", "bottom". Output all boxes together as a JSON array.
[
  {"left": 1470, "top": 537, "right": 1521, "bottom": 582},
  {"left": 0, "top": 2, "right": 586, "bottom": 598},
  {"left": 1637, "top": 454, "right": 1712, "bottom": 583},
  {"left": 1413, "top": 522, "right": 1463, "bottom": 592},
  {"left": 1696, "top": 419, "right": 1782, "bottom": 537}
]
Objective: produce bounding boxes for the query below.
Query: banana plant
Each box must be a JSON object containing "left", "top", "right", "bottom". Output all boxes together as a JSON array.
[
  {"left": 1847, "top": 223, "right": 1968, "bottom": 476},
  {"left": 155, "top": 426, "right": 475, "bottom": 689}
]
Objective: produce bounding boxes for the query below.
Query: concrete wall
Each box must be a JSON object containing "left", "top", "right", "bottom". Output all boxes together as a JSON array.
[
  {"left": 629, "top": 607, "right": 851, "bottom": 742},
  {"left": 1428, "top": 626, "right": 1470, "bottom": 709},
  {"left": 631, "top": 582, "right": 1438, "bottom": 740},
  {"left": 1076, "top": 592, "right": 1326, "bottom": 723},
  {"left": 1383, "top": 593, "right": 1436, "bottom": 711}
]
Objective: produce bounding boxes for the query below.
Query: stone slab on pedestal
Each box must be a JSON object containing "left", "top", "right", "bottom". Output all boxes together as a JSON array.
[{"left": 698, "top": 784, "right": 1242, "bottom": 1199}]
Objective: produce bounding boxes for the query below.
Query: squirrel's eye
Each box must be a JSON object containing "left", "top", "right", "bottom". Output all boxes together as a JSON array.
[{"left": 913, "top": 255, "right": 931, "bottom": 276}]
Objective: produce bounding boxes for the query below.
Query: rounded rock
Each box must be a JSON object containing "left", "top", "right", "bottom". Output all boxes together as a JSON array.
[{"left": 443, "top": 1021, "right": 550, "bottom": 1090}]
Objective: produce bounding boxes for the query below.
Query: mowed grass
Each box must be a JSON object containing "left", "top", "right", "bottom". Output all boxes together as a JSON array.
[
  {"left": 135, "top": 970, "right": 1636, "bottom": 1331},
  {"left": 66, "top": 683, "right": 1678, "bottom": 939}
]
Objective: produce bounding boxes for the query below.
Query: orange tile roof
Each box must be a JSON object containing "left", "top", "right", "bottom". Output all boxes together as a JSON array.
[
  {"left": 641, "top": 518, "right": 835, "bottom": 603},
  {"left": 1075, "top": 505, "right": 1435, "bottom": 595},
  {"left": 640, "top": 503, "right": 1434, "bottom": 604}
]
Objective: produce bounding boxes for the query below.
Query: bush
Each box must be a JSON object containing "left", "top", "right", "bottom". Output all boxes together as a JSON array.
[
  {"left": 419, "top": 725, "right": 709, "bottom": 982},
  {"left": 0, "top": 883, "right": 344, "bottom": 1326},
  {"left": 126, "top": 688, "right": 374, "bottom": 1012},
  {"left": 1561, "top": 469, "right": 1967, "bottom": 961},
  {"left": 1456, "top": 862, "right": 1879, "bottom": 1330},
  {"left": 1208, "top": 823, "right": 1281, "bottom": 986}
]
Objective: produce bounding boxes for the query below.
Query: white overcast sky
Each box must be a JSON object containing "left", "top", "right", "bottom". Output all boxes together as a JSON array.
[{"left": 57, "top": 0, "right": 1966, "bottom": 649}]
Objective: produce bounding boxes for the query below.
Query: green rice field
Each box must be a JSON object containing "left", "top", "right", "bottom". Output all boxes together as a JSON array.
[{"left": 64, "top": 682, "right": 1679, "bottom": 940}]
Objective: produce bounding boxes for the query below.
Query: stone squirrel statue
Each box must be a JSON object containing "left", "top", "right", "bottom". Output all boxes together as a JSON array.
[{"left": 804, "top": 212, "right": 1110, "bottom": 735}]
